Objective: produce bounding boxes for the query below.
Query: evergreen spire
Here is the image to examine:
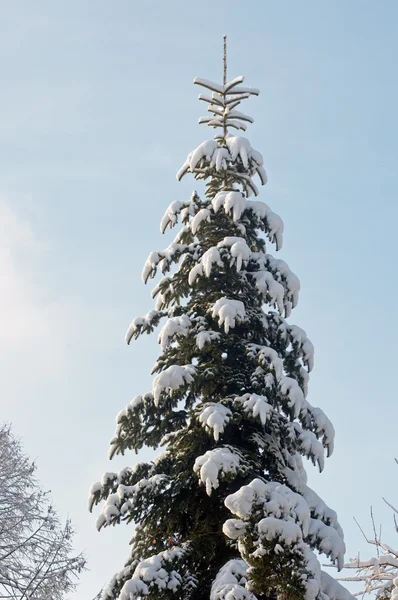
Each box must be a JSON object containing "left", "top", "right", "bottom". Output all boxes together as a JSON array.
[
  {"left": 223, "top": 35, "right": 227, "bottom": 87},
  {"left": 90, "top": 58, "right": 353, "bottom": 600}
]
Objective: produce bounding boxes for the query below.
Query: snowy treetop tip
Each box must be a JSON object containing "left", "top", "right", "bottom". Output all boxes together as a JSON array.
[{"left": 194, "top": 75, "right": 259, "bottom": 134}]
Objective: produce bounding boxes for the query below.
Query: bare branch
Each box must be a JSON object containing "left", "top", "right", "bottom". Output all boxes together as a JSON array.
[
  {"left": 370, "top": 506, "right": 380, "bottom": 557},
  {"left": 0, "top": 425, "right": 86, "bottom": 599},
  {"left": 338, "top": 458, "right": 398, "bottom": 598},
  {"left": 383, "top": 497, "right": 398, "bottom": 515}
]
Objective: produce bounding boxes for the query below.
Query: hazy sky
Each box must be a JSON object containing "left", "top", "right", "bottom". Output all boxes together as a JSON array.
[{"left": 1, "top": 2, "right": 398, "bottom": 598}]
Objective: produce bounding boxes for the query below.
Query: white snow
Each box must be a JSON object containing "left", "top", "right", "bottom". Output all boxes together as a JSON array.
[
  {"left": 152, "top": 364, "right": 196, "bottom": 405},
  {"left": 193, "top": 447, "right": 242, "bottom": 495},
  {"left": 221, "top": 478, "right": 352, "bottom": 600},
  {"left": 225, "top": 136, "right": 263, "bottom": 169},
  {"left": 256, "top": 346, "right": 284, "bottom": 380},
  {"left": 198, "top": 92, "right": 223, "bottom": 106},
  {"left": 128, "top": 395, "right": 144, "bottom": 410},
  {"left": 224, "top": 76, "right": 246, "bottom": 92},
  {"left": 190, "top": 208, "right": 211, "bottom": 234},
  {"left": 119, "top": 576, "right": 148, "bottom": 599},
  {"left": 282, "top": 467, "right": 343, "bottom": 544},
  {"left": 228, "top": 85, "right": 260, "bottom": 96},
  {"left": 157, "top": 315, "right": 191, "bottom": 351},
  {"left": 224, "top": 479, "right": 310, "bottom": 538},
  {"left": 252, "top": 253, "right": 300, "bottom": 312},
  {"left": 210, "top": 559, "right": 255, "bottom": 600},
  {"left": 246, "top": 200, "right": 283, "bottom": 248},
  {"left": 224, "top": 479, "right": 259, "bottom": 520},
  {"left": 189, "top": 139, "right": 219, "bottom": 171},
  {"left": 217, "top": 237, "right": 251, "bottom": 272},
  {"left": 210, "top": 559, "right": 256, "bottom": 600},
  {"left": 297, "top": 429, "right": 325, "bottom": 472},
  {"left": 290, "top": 325, "right": 315, "bottom": 372},
  {"left": 188, "top": 247, "right": 223, "bottom": 284},
  {"left": 321, "top": 571, "right": 355, "bottom": 600},
  {"left": 343, "top": 551, "right": 398, "bottom": 599},
  {"left": 209, "top": 193, "right": 286, "bottom": 254},
  {"left": 279, "top": 376, "right": 306, "bottom": 418},
  {"left": 257, "top": 517, "right": 302, "bottom": 545},
  {"left": 235, "top": 393, "right": 273, "bottom": 426},
  {"left": 309, "top": 406, "right": 335, "bottom": 457},
  {"left": 125, "top": 310, "right": 164, "bottom": 344},
  {"left": 201, "top": 247, "right": 223, "bottom": 276},
  {"left": 217, "top": 236, "right": 246, "bottom": 246},
  {"left": 88, "top": 483, "right": 105, "bottom": 513},
  {"left": 142, "top": 241, "right": 196, "bottom": 287},
  {"left": 195, "top": 330, "right": 221, "bottom": 350},
  {"left": 212, "top": 147, "right": 230, "bottom": 171},
  {"left": 223, "top": 191, "right": 247, "bottom": 221},
  {"left": 197, "top": 402, "right": 232, "bottom": 441},
  {"left": 268, "top": 257, "right": 300, "bottom": 306},
  {"left": 101, "top": 472, "right": 117, "bottom": 486},
  {"left": 188, "top": 262, "right": 204, "bottom": 285},
  {"left": 194, "top": 75, "right": 259, "bottom": 98},
  {"left": 212, "top": 191, "right": 246, "bottom": 221},
  {"left": 300, "top": 366, "right": 309, "bottom": 398},
  {"left": 177, "top": 135, "right": 266, "bottom": 192},
  {"left": 252, "top": 270, "right": 285, "bottom": 313},
  {"left": 220, "top": 118, "right": 247, "bottom": 131},
  {"left": 95, "top": 475, "right": 168, "bottom": 531},
  {"left": 221, "top": 479, "right": 349, "bottom": 600},
  {"left": 210, "top": 297, "right": 246, "bottom": 333},
  {"left": 309, "top": 518, "right": 345, "bottom": 565},
  {"left": 228, "top": 109, "right": 254, "bottom": 123},
  {"left": 160, "top": 200, "right": 184, "bottom": 233},
  {"left": 119, "top": 547, "right": 185, "bottom": 599},
  {"left": 246, "top": 344, "right": 284, "bottom": 383},
  {"left": 152, "top": 277, "right": 174, "bottom": 310},
  {"left": 176, "top": 140, "right": 218, "bottom": 180},
  {"left": 142, "top": 251, "right": 160, "bottom": 283},
  {"left": 222, "top": 519, "right": 247, "bottom": 540},
  {"left": 193, "top": 77, "right": 225, "bottom": 95}
]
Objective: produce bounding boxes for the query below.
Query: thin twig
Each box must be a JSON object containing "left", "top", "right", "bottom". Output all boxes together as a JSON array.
[
  {"left": 370, "top": 506, "right": 380, "bottom": 557},
  {"left": 383, "top": 497, "right": 398, "bottom": 515},
  {"left": 354, "top": 516, "right": 372, "bottom": 543}
]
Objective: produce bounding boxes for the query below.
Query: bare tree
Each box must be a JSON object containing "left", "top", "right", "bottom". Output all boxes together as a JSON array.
[
  {"left": 338, "top": 462, "right": 398, "bottom": 599},
  {"left": 0, "top": 424, "right": 86, "bottom": 599}
]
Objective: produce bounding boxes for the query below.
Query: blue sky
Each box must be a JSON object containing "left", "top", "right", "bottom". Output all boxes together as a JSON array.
[{"left": 1, "top": 1, "right": 398, "bottom": 598}]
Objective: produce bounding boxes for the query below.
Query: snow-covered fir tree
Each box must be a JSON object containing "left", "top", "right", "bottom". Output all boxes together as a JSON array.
[{"left": 90, "top": 50, "right": 353, "bottom": 600}]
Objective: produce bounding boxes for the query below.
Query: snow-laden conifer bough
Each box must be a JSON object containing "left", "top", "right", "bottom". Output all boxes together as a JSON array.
[{"left": 89, "top": 39, "right": 353, "bottom": 600}]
